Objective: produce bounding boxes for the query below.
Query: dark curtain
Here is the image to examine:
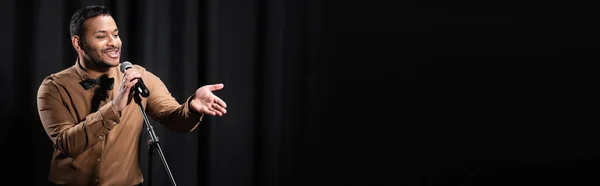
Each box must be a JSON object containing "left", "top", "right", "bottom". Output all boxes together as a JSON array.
[
  {"left": 2, "top": 0, "right": 207, "bottom": 186},
  {"left": 1, "top": 0, "right": 598, "bottom": 186}
]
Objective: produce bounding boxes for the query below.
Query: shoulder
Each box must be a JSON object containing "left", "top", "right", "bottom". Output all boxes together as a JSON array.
[
  {"left": 39, "top": 66, "right": 76, "bottom": 87},
  {"left": 37, "top": 66, "right": 77, "bottom": 97}
]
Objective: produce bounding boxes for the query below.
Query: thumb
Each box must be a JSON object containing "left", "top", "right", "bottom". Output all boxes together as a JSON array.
[{"left": 208, "top": 83, "right": 224, "bottom": 91}]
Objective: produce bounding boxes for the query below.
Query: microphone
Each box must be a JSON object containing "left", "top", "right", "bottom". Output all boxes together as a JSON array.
[{"left": 120, "top": 61, "right": 150, "bottom": 97}]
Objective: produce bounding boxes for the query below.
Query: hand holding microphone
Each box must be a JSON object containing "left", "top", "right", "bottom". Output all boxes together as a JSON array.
[
  {"left": 112, "top": 61, "right": 149, "bottom": 112},
  {"left": 120, "top": 61, "right": 150, "bottom": 98}
]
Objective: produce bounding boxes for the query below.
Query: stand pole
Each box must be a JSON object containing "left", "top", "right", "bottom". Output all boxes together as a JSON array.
[{"left": 135, "top": 95, "right": 177, "bottom": 186}]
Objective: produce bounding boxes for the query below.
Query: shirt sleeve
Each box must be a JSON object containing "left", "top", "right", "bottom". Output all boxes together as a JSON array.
[
  {"left": 37, "top": 79, "right": 121, "bottom": 158},
  {"left": 143, "top": 70, "right": 203, "bottom": 133}
]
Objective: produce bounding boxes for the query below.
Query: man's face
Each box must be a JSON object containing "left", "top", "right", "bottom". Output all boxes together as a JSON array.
[{"left": 80, "top": 15, "right": 121, "bottom": 68}]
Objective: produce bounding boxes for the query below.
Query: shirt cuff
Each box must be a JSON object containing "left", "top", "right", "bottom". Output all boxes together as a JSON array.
[
  {"left": 185, "top": 95, "right": 204, "bottom": 122},
  {"left": 101, "top": 102, "right": 122, "bottom": 130}
]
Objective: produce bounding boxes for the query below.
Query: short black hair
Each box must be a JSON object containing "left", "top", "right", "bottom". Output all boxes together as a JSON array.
[{"left": 69, "top": 5, "right": 112, "bottom": 38}]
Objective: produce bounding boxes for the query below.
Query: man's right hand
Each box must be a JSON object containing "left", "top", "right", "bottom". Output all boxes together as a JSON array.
[{"left": 112, "top": 68, "right": 142, "bottom": 112}]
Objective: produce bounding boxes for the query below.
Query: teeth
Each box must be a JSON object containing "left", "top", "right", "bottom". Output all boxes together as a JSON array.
[{"left": 106, "top": 50, "right": 119, "bottom": 57}]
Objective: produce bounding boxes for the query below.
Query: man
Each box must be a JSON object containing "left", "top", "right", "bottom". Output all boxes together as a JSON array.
[{"left": 36, "top": 5, "right": 227, "bottom": 185}]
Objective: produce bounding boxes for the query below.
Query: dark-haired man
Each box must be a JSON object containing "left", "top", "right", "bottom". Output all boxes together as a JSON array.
[{"left": 37, "top": 4, "right": 227, "bottom": 185}]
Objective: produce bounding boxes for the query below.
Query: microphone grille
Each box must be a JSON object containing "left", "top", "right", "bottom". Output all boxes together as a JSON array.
[{"left": 120, "top": 61, "right": 133, "bottom": 73}]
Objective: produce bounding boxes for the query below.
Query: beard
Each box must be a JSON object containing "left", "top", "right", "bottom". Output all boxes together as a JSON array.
[{"left": 81, "top": 42, "right": 118, "bottom": 69}]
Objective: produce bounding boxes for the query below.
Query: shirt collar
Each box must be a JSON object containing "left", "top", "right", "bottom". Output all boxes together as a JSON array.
[{"left": 74, "top": 57, "right": 118, "bottom": 81}]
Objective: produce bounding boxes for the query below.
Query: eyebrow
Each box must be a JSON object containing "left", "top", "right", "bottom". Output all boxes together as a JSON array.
[{"left": 94, "top": 29, "right": 119, "bottom": 34}]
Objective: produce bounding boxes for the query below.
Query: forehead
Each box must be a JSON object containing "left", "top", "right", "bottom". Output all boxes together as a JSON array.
[{"left": 83, "top": 15, "right": 118, "bottom": 34}]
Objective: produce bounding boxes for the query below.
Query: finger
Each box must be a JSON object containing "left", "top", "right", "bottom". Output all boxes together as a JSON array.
[
  {"left": 123, "top": 72, "right": 137, "bottom": 85},
  {"left": 124, "top": 68, "right": 137, "bottom": 74},
  {"left": 206, "top": 108, "right": 218, "bottom": 116},
  {"left": 130, "top": 71, "right": 142, "bottom": 80},
  {"left": 126, "top": 79, "right": 138, "bottom": 91},
  {"left": 208, "top": 83, "right": 224, "bottom": 91},
  {"left": 124, "top": 69, "right": 142, "bottom": 79},
  {"left": 212, "top": 103, "right": 227, "bottom": 114},
  {"left": 123, "top": 68, "right": 132, "bottom": 78},
  {"left": 211, "top": 108, "right": 223, "bottom": 116},
  {"left": 214, "top": 96, "right": 227, "bottom": 108},
  {"left": 118, "top": 76, "right": 129, "bottom": 91},
  {"left": 120, "top": 72, "right": 130, "bottom": 86},
  {"left": 126, "top": 72, "right": 141, "bottom": 82}
]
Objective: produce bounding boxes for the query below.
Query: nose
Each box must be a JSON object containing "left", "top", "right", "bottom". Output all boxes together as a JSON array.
[{"left": 107, "top": 35, "right": 119, "bottom": 47}]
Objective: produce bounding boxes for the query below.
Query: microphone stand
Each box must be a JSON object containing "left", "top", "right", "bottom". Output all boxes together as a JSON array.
[{"left": 134, "top": 94, "right": 177, "bottom": 186}]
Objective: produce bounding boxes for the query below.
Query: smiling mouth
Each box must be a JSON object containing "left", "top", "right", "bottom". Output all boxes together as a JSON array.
[{"left": 104, "top": 49, "right": 119, "bottom": 58}]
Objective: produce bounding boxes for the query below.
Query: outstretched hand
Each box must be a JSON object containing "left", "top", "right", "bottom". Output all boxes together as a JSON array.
[{"left": 190, "top": 83, "right": 227, "bottom": 116}]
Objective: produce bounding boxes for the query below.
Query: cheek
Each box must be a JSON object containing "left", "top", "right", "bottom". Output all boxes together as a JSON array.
[{"left": 84, "top": 41, "right": 100, "bottom": 51}]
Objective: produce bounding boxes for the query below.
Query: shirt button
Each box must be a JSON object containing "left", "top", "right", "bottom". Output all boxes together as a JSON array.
[
  {"left": 112, "top": 121, "right": 117, "bottom": 125},
  {"left": 99, "top": 136, "right": 104, "bottom": 140},
  {"left": 95, "top": 178, "right": 99, "bottom": 182},
  {"left": 97, "top": 158, "right": 101, "bottom": 162}
]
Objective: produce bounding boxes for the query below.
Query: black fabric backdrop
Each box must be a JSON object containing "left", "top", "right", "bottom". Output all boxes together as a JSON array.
[{"left": 0, "top": 0, "right": 598, "bottom": 186}]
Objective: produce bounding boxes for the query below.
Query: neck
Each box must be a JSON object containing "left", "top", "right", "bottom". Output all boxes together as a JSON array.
[{"left": 78, "top": 57, "right": 110, "bottom": 78}]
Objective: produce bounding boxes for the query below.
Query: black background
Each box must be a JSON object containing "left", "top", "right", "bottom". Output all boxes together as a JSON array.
[{"left": 1, "top": 0, "right": 597, "bottom": 185}]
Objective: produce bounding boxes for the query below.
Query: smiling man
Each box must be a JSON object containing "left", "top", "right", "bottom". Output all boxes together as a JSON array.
[{"left": 36, "top": 5, "right": 228, "bottom": 186}]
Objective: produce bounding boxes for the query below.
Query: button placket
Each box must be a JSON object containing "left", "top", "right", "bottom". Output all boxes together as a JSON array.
[{"left": 92, "top": 139, "right": 104, "bottom": 185}]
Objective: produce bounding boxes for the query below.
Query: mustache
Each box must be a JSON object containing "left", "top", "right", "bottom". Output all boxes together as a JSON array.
[{"left": 102, "top": 47, "right": 119, "bottom": 52}]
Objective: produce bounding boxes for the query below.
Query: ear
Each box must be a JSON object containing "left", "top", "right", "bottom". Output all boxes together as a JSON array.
[{"left": 72, "top": 35, "right": 82, "bottom": 52}]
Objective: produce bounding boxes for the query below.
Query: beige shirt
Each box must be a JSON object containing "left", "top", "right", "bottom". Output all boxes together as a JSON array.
[{"left": 37, "top": 60, "right": 202, "bottom": 186}]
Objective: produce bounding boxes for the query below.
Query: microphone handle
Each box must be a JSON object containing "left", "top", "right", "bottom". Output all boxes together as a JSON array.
[{"left": 135, "top": 78, "right": 150, "bottom": 97}]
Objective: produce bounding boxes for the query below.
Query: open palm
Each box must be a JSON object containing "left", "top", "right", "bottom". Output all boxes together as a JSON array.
[{"left": 189, "top": 83, "right": 227, "bottom": 116}]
